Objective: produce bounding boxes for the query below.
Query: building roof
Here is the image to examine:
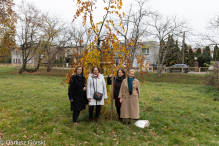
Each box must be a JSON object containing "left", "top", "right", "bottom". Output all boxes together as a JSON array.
[{"left": 187, "top": 48, "right": 214, "bottom": 54}]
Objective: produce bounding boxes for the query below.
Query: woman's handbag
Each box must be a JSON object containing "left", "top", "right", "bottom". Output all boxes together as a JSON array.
[{"left": 92, "top": 77, "right": 103, "bottom": 101}]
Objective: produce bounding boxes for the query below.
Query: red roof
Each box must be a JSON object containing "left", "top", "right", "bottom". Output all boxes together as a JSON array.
[{"left": 187, "top": 48, "right": 214, "bottom": 54}]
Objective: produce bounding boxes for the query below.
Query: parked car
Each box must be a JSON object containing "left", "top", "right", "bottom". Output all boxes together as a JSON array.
[
  {"left": 208, "top": 65, "right": 214, "bottom": 71},
  {"left": 168, "top": 64, "right": 190, "bottom": 73}
]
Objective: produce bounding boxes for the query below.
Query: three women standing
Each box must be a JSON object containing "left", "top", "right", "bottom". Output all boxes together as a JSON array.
[
  {"left": 119, "top": 69, "right": 140, "bottom": 123},
  {"left": 86, "top": 66, "right": 107, "bottom": 122},
  {"left": 107, "top": 69, "right": 126, "bottom": 121},
  {"left": 68, "top": 66, "right": 87, "bottom": 124}
]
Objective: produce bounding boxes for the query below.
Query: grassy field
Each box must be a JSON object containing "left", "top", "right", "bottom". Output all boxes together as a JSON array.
[{"left": 0, "top": 67, "right": 219, "bottom": 145}]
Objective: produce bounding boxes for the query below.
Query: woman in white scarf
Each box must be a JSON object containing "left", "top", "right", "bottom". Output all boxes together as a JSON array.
[{"left": 86, "top": 66, "right": 107, "bottom": 122}]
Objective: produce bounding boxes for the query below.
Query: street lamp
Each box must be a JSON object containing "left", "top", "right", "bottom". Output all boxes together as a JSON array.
[{"left": 194, "top": 57, "right": 197, "bottom": 62}]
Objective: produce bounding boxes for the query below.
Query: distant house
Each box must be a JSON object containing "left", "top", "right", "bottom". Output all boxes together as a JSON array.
[
  {"left": 133, "top": 41, "right": 159, "bottom": 67},
  {"left": 11, "top": 47, "right": 26, "bottom": 65},
  {"left": 190, "top": 48, "right": 214, "bottom": 58},
  {"left": 11, "top": 45, "right": 86, "bottom": 65},
  {"left": 113, "top": 41, "right": 159, "bottom": 68},
  {"left": 61, "top": 45, "right": 85, "bottom": 64}
]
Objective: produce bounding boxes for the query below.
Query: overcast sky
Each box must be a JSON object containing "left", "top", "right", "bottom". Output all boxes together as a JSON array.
[{"left": 15, "top": 0, "right": 219, "bottom": 48}]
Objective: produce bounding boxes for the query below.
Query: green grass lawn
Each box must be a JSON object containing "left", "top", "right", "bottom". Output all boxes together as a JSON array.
[{"left": 0, "top": 67, "right": 219, "bottom": 145}]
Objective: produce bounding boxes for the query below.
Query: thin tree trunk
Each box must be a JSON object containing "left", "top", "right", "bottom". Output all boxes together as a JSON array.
[
  {"left": 19, "top": 65, "right": 25, "bottom": 74},
  {"left": 157, "top": 44, "right": 162, "bottom": 78},
  {"left": 47, "top": 60, "right": 52, "bottom": 72}
]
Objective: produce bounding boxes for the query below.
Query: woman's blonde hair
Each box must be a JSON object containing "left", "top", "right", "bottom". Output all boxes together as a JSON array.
[{"left": 129, "top": 69, "right": 135, "bottom": 75}]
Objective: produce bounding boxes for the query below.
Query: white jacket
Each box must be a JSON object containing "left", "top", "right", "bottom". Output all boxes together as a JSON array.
[{"left": 86, "top": 73, "right": 107, "bottom": 105}]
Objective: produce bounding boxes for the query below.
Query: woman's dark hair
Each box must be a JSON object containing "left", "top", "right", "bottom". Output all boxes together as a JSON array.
[
  {"left": 117, "top": 68, "right": 126, "bottom": 78},
  {"left": 74, "top": 65, "right": 84, "bottom": 75},
  {"left": 91, "top": 66, "right": 100, "bottom": 73}
]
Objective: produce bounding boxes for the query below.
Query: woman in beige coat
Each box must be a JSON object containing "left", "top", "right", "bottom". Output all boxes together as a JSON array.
[{"left": 119, "top": 69, "right": 140, "bottom": 123}]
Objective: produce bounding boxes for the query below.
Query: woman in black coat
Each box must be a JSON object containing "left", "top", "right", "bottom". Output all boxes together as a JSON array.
[
  {"left": 107, "top": 68, "right": 126, "bottom": 121},
  {"left": 68, "top": 65, "right": 87, "bottom": 124}
]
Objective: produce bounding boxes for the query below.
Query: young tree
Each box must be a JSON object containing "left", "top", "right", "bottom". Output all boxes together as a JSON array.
[
  {"left": 69, "top": 0, "right": 149, "bottom": 76},
  {"left": 17, "top": 1, "right": 44, "bottom": 74},
  {"left": 148, "top": 14, "right": 188, "bottom": 77}
]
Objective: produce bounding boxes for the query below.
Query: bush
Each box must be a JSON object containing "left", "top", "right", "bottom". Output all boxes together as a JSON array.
[{"left": 205, "top": 68, "right": 219, "bottom": 90}]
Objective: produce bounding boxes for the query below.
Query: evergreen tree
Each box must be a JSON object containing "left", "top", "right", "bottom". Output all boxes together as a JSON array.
[
  {"left": 163, "top": 35, "right": 176, "bottom": 66},
  {"left": 213, "top": 45, "right": 219, "bottom": 61},
  {"left": 174, "top": 40, "right": 181, "bottom": 64},
  {"left": 188, "top": 46, "right": 195, "bottom": 66},
  {"left": 183, "top": 44, "right": 189, "bottom": 65},
  {"left": 160, "top": 35, "right": 181, "bottom": 66},
  {"left": 205, "top": 46, "right": 211, "bottom": 56},
  {"left": 197, "top": 48, "right": 212, "bottom": 67},
  {"left": 195, "top": 48, "right": 202, "bottom": 57}
]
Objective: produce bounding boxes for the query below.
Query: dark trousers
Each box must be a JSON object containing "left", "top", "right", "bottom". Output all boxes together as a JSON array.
[
  {"left": 89, "top": 105, "right": 101, "bottom": 120},
  {"left": 73, "top": 111, "right": 80, "bottom": 123},
  {"left": 116, "top": 106, "right": 121, "bottom": 118}
]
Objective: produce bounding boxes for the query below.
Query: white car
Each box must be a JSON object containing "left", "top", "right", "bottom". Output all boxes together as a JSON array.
[{"left": 208, "top": 65, "right": 214, "bottom": 71}]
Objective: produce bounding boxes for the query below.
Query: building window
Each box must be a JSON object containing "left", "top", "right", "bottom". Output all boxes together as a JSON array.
[
  {"left": 13, "top": 59, "right": 15, "bottom": 63},
  {"left": 18, "top": 59, "right": 21, "bottom": 64},
  {"left": 142, "top": 48, "right": 149, "bottom": 54},
  {"left": 16, "top": 59, "right": 17, "bottom": 63}
]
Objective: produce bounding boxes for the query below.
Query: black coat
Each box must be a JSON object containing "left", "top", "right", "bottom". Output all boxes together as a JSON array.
[
  {"left": 107, "top": 76, "right": 124, "bottom": 97},
  {"left": 68, "top": 75, "right": 87, "bottom": 111}
]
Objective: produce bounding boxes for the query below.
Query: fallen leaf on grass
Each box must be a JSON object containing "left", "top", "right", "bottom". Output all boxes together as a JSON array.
[{"left": 190, "top": 137, "right": 195, "bottom": 140}]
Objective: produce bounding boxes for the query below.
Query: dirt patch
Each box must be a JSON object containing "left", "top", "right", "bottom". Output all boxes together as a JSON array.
[{"left": 13, "top": 68, "right": 70, "bottom": 77}]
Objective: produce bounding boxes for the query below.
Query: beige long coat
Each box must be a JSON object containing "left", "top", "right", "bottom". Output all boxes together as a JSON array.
[{"left": 118, "top": 78, "right": 140, "bottom": 119}]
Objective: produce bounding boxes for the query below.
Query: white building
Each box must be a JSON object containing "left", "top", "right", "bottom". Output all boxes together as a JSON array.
[
  {"left": 11, "top": 47, "right": 36, "bottom": 65},
  {"left": 132, "top": 41, "right": 159, "bottom": 67}
]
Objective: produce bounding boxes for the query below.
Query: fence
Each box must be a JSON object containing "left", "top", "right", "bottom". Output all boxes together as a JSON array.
[
  {"left": 148, "top": 66, "right": 209, "bottom": 74},
  {"left": 0, "top": 63, "right": 211, "bottom": 74},
  {"left": 0, "top": 63, "right": 74, "bottom": 69}
]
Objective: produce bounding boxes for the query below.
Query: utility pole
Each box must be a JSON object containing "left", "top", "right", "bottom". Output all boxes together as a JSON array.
[{"left": 182, "top": 31, "right": 185, "bottom": 64}]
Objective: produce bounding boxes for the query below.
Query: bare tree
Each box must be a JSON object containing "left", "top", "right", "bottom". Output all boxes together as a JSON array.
[
  {"left": 41, "top": 13, "right": 74, "bottom": 72},
  {"left": 71, "top": 25, "right": 89, "bottom": 59},
  {"left": 16, "top": 1, "right": 44, "bottom": 74},
  {"left": 114, "top": 0, "right": 152, "bottom": 69},
  {"left": 205, "top": 14, "right": 219, "bottom": 45},
  {"left": 148, "top": 14, "right": 188, "bottom": 77}
]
